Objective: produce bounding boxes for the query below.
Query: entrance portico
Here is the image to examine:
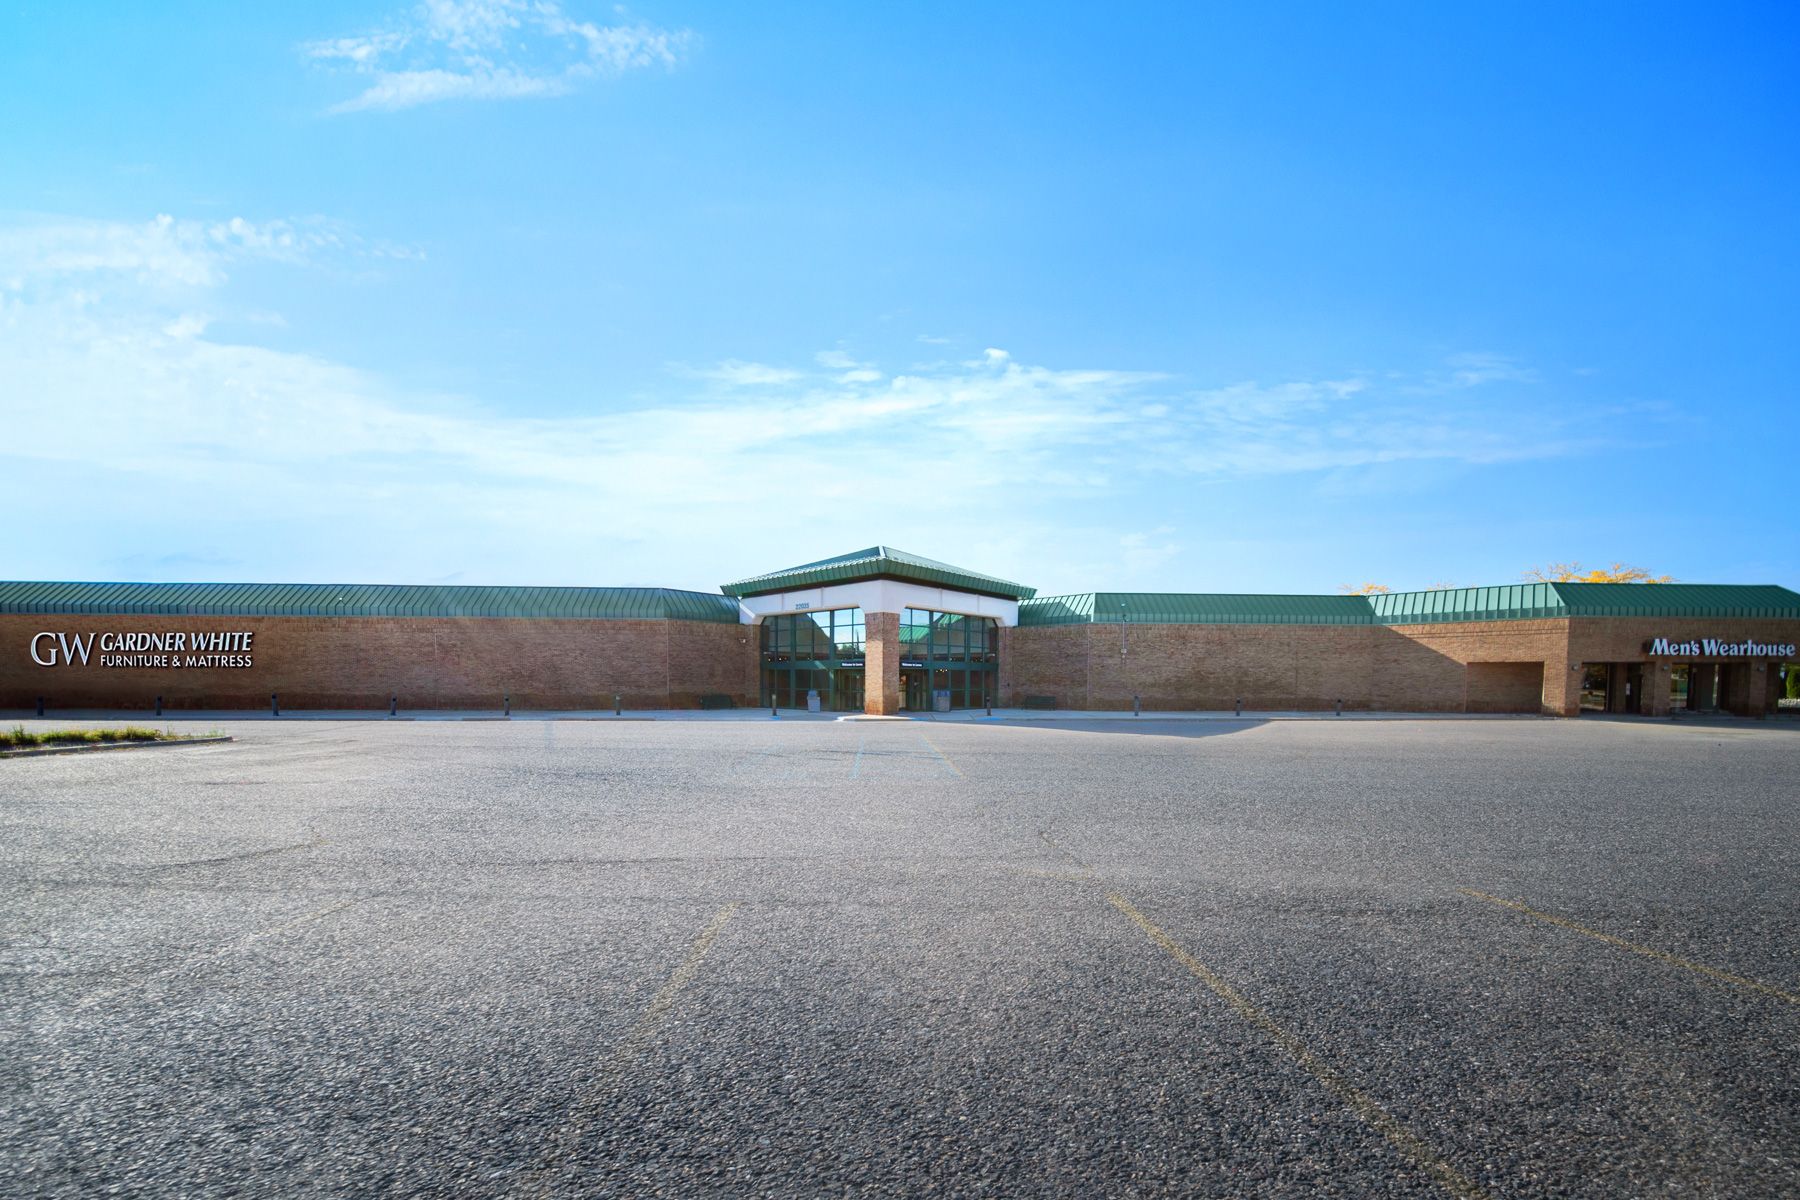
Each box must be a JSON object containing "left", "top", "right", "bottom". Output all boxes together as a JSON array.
[{"left": 722, "top": 546, "right": 1031, "bottom": 715}]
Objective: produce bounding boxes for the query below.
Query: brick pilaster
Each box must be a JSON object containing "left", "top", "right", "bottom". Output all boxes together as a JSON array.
[
  {"left": 1641, "top": 661, "right": 1673, "bottom": 717},
  {"left": 864, "top": 611, "right": 901, "bottom": 715}
]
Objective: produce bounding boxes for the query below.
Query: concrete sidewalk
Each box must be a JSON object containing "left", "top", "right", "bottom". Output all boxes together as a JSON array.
[{"left": 1, "top": 705, "right": 1547, "bottom": 724}]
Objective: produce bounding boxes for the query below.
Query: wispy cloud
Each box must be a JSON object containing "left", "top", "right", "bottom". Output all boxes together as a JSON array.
[
  {"left": 1426, "top": 352, "right": 1539, "bottom": 390},
  {"left": 687, "top": 360, "right": 804, "bottom": 386},
  {"left": 0, "top": 212, "right": 416, "bottom": 293},
  {"left": 0, "top": 210, "right": 1655, "bottom": 587},
  {"left": 304, "top": 1, "right": 692, "bottom": 113}
]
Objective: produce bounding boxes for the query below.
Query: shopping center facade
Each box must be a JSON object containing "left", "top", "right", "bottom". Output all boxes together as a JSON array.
[{"left": 4, "top": 547, "right": 1796, "bottom": 718}]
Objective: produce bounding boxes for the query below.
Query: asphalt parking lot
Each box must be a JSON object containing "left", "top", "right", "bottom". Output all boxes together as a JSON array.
[{"left": 4, "top": 716, "right": 1797, "bottom": 1198}]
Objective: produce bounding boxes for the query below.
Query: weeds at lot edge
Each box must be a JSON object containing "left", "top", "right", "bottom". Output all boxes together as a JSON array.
[{"left": 2, "top": 725, "right": 177, "bottom": 748}]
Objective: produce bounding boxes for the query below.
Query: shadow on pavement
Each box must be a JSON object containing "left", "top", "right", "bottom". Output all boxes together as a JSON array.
[{"left": 984, "top": 718, "right": 1270, "bottom": 740}]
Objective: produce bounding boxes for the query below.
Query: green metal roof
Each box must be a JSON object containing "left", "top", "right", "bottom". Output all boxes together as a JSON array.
[
  {"left": 1019, "top": 583, "right": 1800, "bottom": 627},
  {"left": 4, "top": 576, "right": 1792, "bottom": 627},
  {"left": 1550, "top": 582, "right": 1800, "bottom": 619},
  {"left": 722, "top": 546, "right": 1036, "bottom": 600},
  {"left": 1022, "top": 592, "right": 1372, "bottom": 626},
  {"left": 1367, "top": 583, "right": 1566, "bottom": 624},
  {"left": 0, "top": 581, "right": 741, "bottom": 623},
  {"left": 1012, "top": 594, "right": 1098, "bottom": 627}
]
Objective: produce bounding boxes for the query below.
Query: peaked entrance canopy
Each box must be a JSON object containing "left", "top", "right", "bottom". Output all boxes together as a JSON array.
[{"left": 722, "top": 546, "right": 1036, "bottom": 602}]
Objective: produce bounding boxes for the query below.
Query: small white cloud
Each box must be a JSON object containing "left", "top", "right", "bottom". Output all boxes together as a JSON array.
[
  {"left": 305, "top": 1, "right": 692, "bottom": 114},
  {"left": 982, "top": 347, "right": 1010, "bottom": 364},
  {"left": 1119, "top": 527, "right": 1182, "bottom": 573},
  {"left": 1440, "top": 352, "right": 1537, "bottom": 389},
  {"left": 162, "top": 313, "right": 210, "bottom": 339},
  {"left": 696, "top": 360, "right": 802, "bottom": 386},
  {"left": 333, "top": 67, "right": 570, "bottom": 113},
  {"left": 305, "top": 31, "right": 409, "bottom": 65},
  {"left": 839, "top": 368, "right": 882, "bottom": 384},
  {"left": 0, "top": 213, "right": 412, "bottom": 296},
  {"left": 814, "top": 349, "right": 860, "bottom": 369}
]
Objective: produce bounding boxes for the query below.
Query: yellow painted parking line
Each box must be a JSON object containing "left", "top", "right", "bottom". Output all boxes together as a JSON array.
[
  {"left": 73, "top": 897, "right": 360, "bottom": 1011},
  {"left": 1459, "top": 888, "right": 1800, "bottom": 1005},
  {"left": 614, "top": 902, "right": 742, "bottom": 1065},
  {"left": 1005, "top": 865, "right": 1095, "bottom": 883},
  {"left": 249, "top": 896, "right": 359, "bottom": 942},
  {"left": 525, "top": 902, "right": 742, "bottom": 1192},
  {"left": 1106, "top": 891, "right": 1491, "bottom": 1200},
  {"left": 916, "top": 731, "right": 964, "bottom": 777}
]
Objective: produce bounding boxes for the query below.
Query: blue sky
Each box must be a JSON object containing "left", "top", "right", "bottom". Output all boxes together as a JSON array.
[{"left": 3, "top": 1, "right": 1795, "bottom": 596}]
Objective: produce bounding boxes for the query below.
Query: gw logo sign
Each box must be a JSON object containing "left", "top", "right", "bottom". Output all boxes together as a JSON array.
[
  {"left": 30, "top": 633, "right": 98, "bottom": 666},
  {"left": 29, "top": 631, "right": 255, "bottom": 669}
]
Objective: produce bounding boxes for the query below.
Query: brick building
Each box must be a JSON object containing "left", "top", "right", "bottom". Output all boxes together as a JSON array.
[{"left": 4, "top": 547, "right": 1796, "bottom": 718}]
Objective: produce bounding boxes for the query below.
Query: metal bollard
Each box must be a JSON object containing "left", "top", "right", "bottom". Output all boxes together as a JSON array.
[
  {"left": 504, "top": 693, "right": 511, "bottom": 717},
  {"left": 986, "top": 693, "right": 992, "bottom": 717},
  {"left": 390, "top": 694, "right": 397, "bottom": 717},
  {"left": 156, "top": 695, "right": 163, "bottom": 717},
  {"left": 614, "top": 693, "right": 622, "bottom": 717},
  {"left": 1234, "top": 696, "right": 1242, "bottom": 717},
  {"left": 1335, "top": 697, "right": 1342, "bottom": 716},
  {"left": 1133, "top": 693, "right": 1141, "bottom": 717},
  {"left": 272, "top": 692, "right": 279, "bottom": 717},
  {"left": 36, "top": 695, "right": 44, "bottom": 717},
  {"left": 771, "top": 696, "right": 778, "bottom": 719}
]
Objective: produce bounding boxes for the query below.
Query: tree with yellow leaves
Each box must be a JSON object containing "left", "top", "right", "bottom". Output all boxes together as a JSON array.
[
  {"left": 1522, "top": 562, "right": 1673, "bottom": 583},
  {"left": 1338, "top": 583, "right": 1390, "bottom": 594}
]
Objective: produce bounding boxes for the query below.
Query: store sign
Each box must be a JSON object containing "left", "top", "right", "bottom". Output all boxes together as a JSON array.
[
  {"left": 1645, "top": 636, "right": 1796, "bottom": 659},
  {"left": 29, "top": 631, "right": 255, "bottom": 669}
]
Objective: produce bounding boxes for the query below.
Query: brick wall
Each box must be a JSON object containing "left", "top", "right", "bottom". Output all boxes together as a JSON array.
[
  {"left": 7, "top": 608, "right": 1790, "bottom": 716},
  {"left": 1003, "top": 624, "right": 1091, "bottom": 707},
  {"left": 1007, "top": 619, "right": 1577, "bottom": 714},
  {"left": 1088, "top": 624, "right": 1378, "bottom": 711},
  {"left": 670, "top": 621, "right": 760, "bottom": 709},
  {"left": 0, "top": 615, "right": 760, "bottom": 712},
  {"left": 1466, "top": 662, "right": 1546, "bottom": 713},
  {"left": 1377, "top": 619, "right": 1574, "bottom": 714},
  {"left": 1005, "top": 615, "right": 1800, "bottom": 716}
]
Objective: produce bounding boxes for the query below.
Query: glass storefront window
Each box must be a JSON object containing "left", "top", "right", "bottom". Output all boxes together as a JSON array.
[
  {"left": 762, "top": 608, "right": 865, "bottom": 662},
  {"left": 761, "top": 608, "right": 867, "bottom": 711},
  {"left": 897, "top": 607, "right": 998, "bottom": 710},
  {"left": 762, "top": 606, "right": 997, "bottom": 711}
]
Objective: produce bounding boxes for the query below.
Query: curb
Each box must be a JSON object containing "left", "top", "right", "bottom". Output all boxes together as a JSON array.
[{"left": 0, "top": 736, "right": 234, "bottom": 760}]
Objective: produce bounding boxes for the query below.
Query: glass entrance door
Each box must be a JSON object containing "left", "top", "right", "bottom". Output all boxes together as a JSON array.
[
  {"left": 1580, "top": 664, "right": 1609, "bottom": 711},
  {"left": 831, "top": 670, "right": 864, "bottom": 713}
]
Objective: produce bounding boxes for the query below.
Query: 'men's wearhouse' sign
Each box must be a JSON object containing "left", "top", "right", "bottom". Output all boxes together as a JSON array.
[{"left": 1645, "top": 637, "right": 1796, "bottom": 659}]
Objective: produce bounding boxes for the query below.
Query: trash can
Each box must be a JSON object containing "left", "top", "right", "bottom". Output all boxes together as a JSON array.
[
  {"left": 933, "top": 688, "right": 951, "bottom": 713},
  {"left": 806, "top": 689, "right": 822, "bottom": 713}
]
